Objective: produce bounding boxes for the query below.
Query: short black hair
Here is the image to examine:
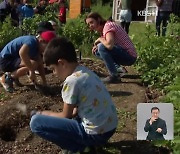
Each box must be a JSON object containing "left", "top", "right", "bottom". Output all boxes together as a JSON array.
[
  {"left": 37, "top": 21, "right": 54, "bottom": 34},
  {"left": 43, "top": 37, "right": 77, "bottom": 66},
  {"left": 151, "top": 107, "right": 160, "bottom": 113}
]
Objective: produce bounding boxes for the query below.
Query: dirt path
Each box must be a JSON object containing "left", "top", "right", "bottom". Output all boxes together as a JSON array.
[{"left": 0, "top": 59, "right": 168, "bottom": 154}]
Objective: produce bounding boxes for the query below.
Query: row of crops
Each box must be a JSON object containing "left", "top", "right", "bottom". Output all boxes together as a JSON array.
[
  {"left": 0, "top": 3, "right": 179, "bottom": 153},
  {"left": 133, "top": 15, "right": 180, "bottom": 153}
]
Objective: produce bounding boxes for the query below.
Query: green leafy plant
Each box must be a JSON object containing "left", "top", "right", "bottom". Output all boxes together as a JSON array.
[
  {"left": 62, "top": 14, "right": 98, "bottom": 56},
  {"left": 134, "top": 21, "right": 180, "bottom": 88},
  {"left": 21, "top": 4, "right": 62, "bottom": 35},
  {"left": 133, "top": 15, "right": 180, "bottom": 153},
  {"left": 152, "top": 77, "right": 180, "bottom": 153},
  {"left": 0, "top": 18, "right": 21, "bottom": 49}
]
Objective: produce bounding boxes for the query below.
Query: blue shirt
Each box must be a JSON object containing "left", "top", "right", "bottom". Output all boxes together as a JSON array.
[
  {"left": 0, "top": 36, "right": 38, "bottom": 59},
  {"left": 21, "top": 4, "right": 34, "bottom": 18}
]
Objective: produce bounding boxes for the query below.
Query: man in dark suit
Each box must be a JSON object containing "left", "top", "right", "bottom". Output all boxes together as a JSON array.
[{"left": 144, "top": 107, "right": 167, "bottom": 140}]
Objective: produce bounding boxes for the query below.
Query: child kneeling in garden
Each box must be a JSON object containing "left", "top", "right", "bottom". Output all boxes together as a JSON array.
[{"left": 30, "top": 37, "right": 118, "bottom": 154}]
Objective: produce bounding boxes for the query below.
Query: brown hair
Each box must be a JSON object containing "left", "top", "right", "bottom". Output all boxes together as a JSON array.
[
  {"left": 44, "top": 37, "right": 77, "bottom": 66},
  {"left": 85, "top": 12, "right": 106, "bottom": 26}
]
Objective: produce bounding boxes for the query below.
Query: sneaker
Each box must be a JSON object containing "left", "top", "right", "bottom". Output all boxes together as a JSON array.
[
  {"left": 35, "top": 70, "right": 40, "bottom": 75},
  {"left": 0, "top": 73, "right": 14, "bottom": 93},
  {"left": 117, "top": 67, "right": 128, "bottom": 77},
  {"left": 102, "top": 75, "right": 119, "bottom": 83}
]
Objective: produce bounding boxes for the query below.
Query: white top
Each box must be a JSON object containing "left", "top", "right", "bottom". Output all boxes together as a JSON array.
[{"left": 62, "top": 65, "right": 118, "bottom": 134}]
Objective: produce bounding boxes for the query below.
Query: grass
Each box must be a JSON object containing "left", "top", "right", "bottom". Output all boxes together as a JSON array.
[
  {"left": 129, "top": 22, "right": 156, "bottom": 44},
  {"left": 91, "top": 1, "right": 112, "bottom": 20},
  {"left": 116, "top": 109, "right": 136, "bottom": 133}
]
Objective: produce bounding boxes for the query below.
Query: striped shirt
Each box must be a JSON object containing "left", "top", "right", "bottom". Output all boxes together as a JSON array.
[{"left": 103, "top": 21, "right": 137, "bottom": 58}]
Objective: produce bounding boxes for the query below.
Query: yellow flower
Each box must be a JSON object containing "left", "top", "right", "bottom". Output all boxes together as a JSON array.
[
  {"left": 87, "top": 124, "right": 95, "bottom": 129},
  {"left": 93, "top": 98, "right": 99, "bottom": 107},
  {"left": 63, "top": 84, "right": 69, "bottom": 92},
  {"left": 81, "top": 95, "right": 87, "bottom": 102},
  {"left": 74, "top": 72, "right": 81, "bottom": 77}
]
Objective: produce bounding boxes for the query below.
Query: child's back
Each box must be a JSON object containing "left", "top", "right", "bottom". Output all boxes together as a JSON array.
[{"left": 63, "top": 65, "right": 118, "bottom": 134}]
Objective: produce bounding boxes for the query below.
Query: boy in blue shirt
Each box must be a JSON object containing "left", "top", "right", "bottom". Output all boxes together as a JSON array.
[
  {"left": 30, "top": 37, "right": 118, "bottom": 154},
  {"left": 0, "top": 31, "right": 56, "bottom": 92},
  {"left": 21, "top": 0, "right": 34, "bottom": 19}
]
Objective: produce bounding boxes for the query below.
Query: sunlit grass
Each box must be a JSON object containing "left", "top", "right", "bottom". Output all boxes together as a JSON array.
[
  {"left": 129, "top": 22, "right": 156, "bottom": 44},
  {"left": 91, "top": 1, "right": 112, "bottom": 20}
]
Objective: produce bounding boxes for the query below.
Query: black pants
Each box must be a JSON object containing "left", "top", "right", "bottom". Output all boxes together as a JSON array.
[
  {"left": 156, "top": 11, "right": 171, "bottom": 36},
  {"left": 120, "top": 22, "right": 130, "bottom": 34}
]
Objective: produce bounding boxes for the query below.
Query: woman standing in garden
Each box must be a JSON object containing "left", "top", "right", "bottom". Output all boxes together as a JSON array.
[
  {"left": 155, "top": 0, "right": 173, "bottom": 36},
  {"left": 85, "top": 12, "right": 137, "bottom": 83}
]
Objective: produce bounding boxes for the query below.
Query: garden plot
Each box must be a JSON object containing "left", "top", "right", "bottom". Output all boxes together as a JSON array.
[{"left": 0, "top": 59, "right": 170, "bottom": 153}]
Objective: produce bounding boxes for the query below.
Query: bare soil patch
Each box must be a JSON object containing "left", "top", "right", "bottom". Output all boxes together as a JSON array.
[{"left": 0, "top": 59, "right": 170, "bottom": 154}]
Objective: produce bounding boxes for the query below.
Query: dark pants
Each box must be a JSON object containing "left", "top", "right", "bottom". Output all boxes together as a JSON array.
[
  {"left": 0, "top": 15, "right": 6, "bottom": 22},
  {"left": 121, "top": 22, "right": 130, "bottom": 34},
  {"left": 0, "top": 56, "right": 21, "bottom": 72},
  {"left": 156, "top": 11, "right": 171, "bottom": 36}
]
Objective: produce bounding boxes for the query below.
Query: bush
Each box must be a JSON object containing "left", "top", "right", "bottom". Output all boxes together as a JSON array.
[
  {"left": 62, "top": 14, "right": 98, "bottom": 57},
  {"left": 167, "top": 14, "right": 180, "bottom": 37},
  {"left": 0, "top": 4, "right": 61, "bottom": 50},
  {"left": 134, "top": 19, "right": 180, "bottom": 88},
  {"left": 21, "top": 4, "right": 62, "bottom": 35},
  {"left": 134, "top": 15, "right": 180, "bottom": 153},
  {"left": 0, "top": 18, "right": 21, "bottom": 50},
  {"left": 153, "top": 77, "right": 180, "bottom": 154},
  {"left": 91, "top": 0, "right": 112, "bottom": 19}
]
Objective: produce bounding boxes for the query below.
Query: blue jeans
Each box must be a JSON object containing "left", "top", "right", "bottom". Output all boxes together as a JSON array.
[
  {"left": 30, "top": 114, "right": 116, "bottom": 152},
  {"left": 156, "top": 11, "right": 171, "bottom": 36},
  {"left": 95, "top": 43, "right": 136, "bottom": 76}
]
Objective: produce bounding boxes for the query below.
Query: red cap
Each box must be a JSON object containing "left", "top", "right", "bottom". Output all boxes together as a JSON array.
[{"left": 40, "top": 31, "right": 56, "bottom": 43}]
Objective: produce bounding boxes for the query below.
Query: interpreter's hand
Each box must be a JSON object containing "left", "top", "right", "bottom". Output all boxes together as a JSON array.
[
  {"left": 92, "top": 45, "right": 98, "bottom": 55},
  {"left": 156, "top": 128, "right": 162, "bottom": 133},
  {"left": 149, "top": 117, "right": 157, "bottom": 125},
  {"left": 29, "top": 71, "right": 36, "bottom": 83}
]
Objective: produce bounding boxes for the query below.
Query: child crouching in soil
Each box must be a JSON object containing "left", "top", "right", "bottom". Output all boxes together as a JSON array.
[{"left": 30, "top": 37, "right": 118, "bottom": 154}]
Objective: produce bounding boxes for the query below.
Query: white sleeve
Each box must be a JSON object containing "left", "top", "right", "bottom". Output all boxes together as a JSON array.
[{"left": 62, "top": 78, "right": 79, "bottom": 105}]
